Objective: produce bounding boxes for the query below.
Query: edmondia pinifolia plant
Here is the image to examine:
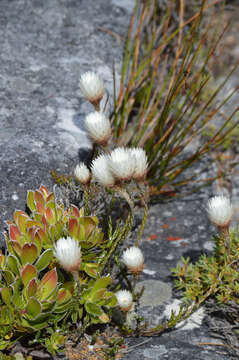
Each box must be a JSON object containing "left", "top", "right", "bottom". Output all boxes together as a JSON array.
[{"left": 0, "top": 71, "right": 149, "bottom": 352}]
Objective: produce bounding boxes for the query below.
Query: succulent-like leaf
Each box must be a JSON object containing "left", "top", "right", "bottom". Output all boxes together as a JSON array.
[
  {"left": 8, "top": 240, "right": 22, "bottom": 257},
  {"left": 35, "top": 249, "right": 53, "bottom": 272},
  {"left": 56, "top": 288, "right": 72, "bottom": 304},
  {"left": 27, "top": 278, "right": 38, "bottom": 297},
  {"left": 37, "top": 268, "right": 57, "bottom": 301},
  {"left": 0, "top": 305, "right": 13, "bottom": 325},
  {"left": 27, "top": 190, "right": 36, "bottom": 212},
  {"left": 68, "top": 218, "right": 78, "bottom": 239},
  {"left": 21, "top": 264, "right": 37, "bottom": 287},
  {"left": 0, "top": 251, "right": 5, "bottom": 268},
  {"left": 26, "top": 220, "right": 44, "bottom": 230},
  {"left": 45, "top": 207, "right": 55, "bottom": 225},
  {"left": 34, "top": 190, "right": 45, "bottom": 206},
  {"left": 46, "top": 192, "right": 54, "bottom": 203},
  {"left": 34, "top": 228, "right": 49, "bottom": 249},
  {"left": 9, "top": 224, "right": 21, "bottom": 242},
  {"left": 14, "top": 210, "right": 29, "bottom": 234},
  {"left": 90, "top": 276, "right": 111, "bottom": 295},
  {"left": 103, "top": 292, "right": 117, "bottom": 307},
  {"left": 3, "top": 270, "right": 15, "bottom": 285},
  {"left": 79, "top": 217, "right": 96, "bottom": 238},
  {"left": 25, "top": 298, "right": 42, "bottom": 319},
  {"left": 21, "top": 243, "right": 38, "bottom": 265},
  {"left": 99, "top": 313, "right": 110, "bottom": 323},
  {"left": 7, "top": 255, "right": 20, "bottom": 275},
  {"left": 36, "top": 202, "right": 45, "bottom": 214},
  {"left": 85, "top": 302, "right": 103, "bottom": 316},
  {"left": 39, "top": 184, "right": 50, "bottom": 198},
  {"left": 83, "top": 263, "right": 99, "bottom": 278},
  {"left": 71, "top": 205, "right": 80, "bottom": 218},
  {"left": 32, "top": 230, "right": 43, "bottom": 255},
  {"left": 90, "top": 289, "right": 107, "bottom": 302},
  {"left": 1, "top": 287, "right": 12, "bottom": 306}
]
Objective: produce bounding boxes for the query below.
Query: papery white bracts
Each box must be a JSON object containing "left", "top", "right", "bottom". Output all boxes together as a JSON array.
[
  {"left": 85, "top": 112, "right": 111, "bottom": 145},
  {"left": 91, "top": 154, "right": 115, "bottom": 187},
  {"left": 122, "top": 246, "right": 144, "bottom": 274},
  {"left": 108, "top": 147, "right": 136, "bottom": 181},
  {"left": 54, "top": 237, "right": 81, "bottom": 273},
  {"left": 115, "top": 290, "right": 133, "bottom": 312},
  {"left": 79, "top": 71, "right": 104, "bottom": 107},
  {"left": 207, "top": 195, "right": 233, "bottom": 227},
  {"left": 74, "top": 163, "right": 91, "bottom": 185}
]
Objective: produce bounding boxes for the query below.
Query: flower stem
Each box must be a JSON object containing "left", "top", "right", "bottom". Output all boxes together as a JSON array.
[{"left": 72, "top": 271, "right": 81, "bottom": 296}]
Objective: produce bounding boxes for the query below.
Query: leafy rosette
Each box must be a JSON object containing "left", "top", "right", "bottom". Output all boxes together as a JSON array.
[
  {"left": 0, "top": 185, "right": 116, "bottom": 350},
  {"left": 0, "top": 248, "right": 72, "bottom": 334}
]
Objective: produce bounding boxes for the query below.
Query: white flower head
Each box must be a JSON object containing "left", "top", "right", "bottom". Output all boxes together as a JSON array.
[
  {"left": 91, "top": 154, "right": 115, "bottom": 187},
  {"left": 108, "top": 147, "right": 135, "bottom": 181},
  {"left": 130, "top": 147, "right": 148, "bottom": 181},
  {"left": 74, "top": 163, "right": 91, "bottom": 185},
  {"left": 54, "top": 237, "right": 81, "bottom": 273},
  {"left": 122, "top": 246, "right": 144, "bottom": 274},
  {"left": 79, "top": 71, "right": 104, "bottom": 105},
  {"left": 85, "top": 112, "right": 111, "bottom": 145},
  {"left": 115, "top": 290, "right": 133, "bottom": 312},
  {"left": 207, "top": 195, "right": 233, "bottom": 227}
]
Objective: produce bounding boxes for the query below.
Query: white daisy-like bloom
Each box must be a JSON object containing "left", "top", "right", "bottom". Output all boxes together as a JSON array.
[
  {"left": 207, "top": 196, "right": 233, "bottom": 227},
  {"left": 122, "top": 246, "right": 144, "bottom": 274},
  {"left": 79, "top": 71, "right": 104, "bottom": 105},
  {"left": 74, "top": 163, "right": 91, "bottom": 185},
  {"left": 85, "top": 112, "right": 111, "bottom": 145},
  {"left": 130, "top": 147, "right": 148, "bottom": 181},
  {"left": 54, "top": 237, "right": 81, "bottom": 273},
  {"left": 115, "top": 290, "right": 133, "bottom": 312},
  {"left": 108, "top": 147, "right": 136, "bottom": 181},
  {"left": 91, "top": 154, "right": 115, "bottom": 187}
]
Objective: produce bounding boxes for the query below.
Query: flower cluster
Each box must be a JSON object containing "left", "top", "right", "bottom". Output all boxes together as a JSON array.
[{"left": 75, "top": 71, "right": 149, "bottom": 188}]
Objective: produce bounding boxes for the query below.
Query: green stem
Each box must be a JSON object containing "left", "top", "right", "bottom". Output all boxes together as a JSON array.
[
  {"left": 83, "top": 187, "right": 90, "bottom": 215},
  {"left": 99, "top": 210, "right": 134, "bottom": 275},
  {"left": 72, "top": 271, "right": 81, "bottom": 296},
  {"left": 136, "top": 201, "right": 148, "bottom": 246}
]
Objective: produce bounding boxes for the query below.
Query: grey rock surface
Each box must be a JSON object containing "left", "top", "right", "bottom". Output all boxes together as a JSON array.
[{"left": 0, "top": 0, "right": 129, "bottom": 246}]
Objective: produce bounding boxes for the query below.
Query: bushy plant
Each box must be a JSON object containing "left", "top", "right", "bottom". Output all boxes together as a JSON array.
[{"left": 112, "top": 0, "right": 239, "bottom": 195}]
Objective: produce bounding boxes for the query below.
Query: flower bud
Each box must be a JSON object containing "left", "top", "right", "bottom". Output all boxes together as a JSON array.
[
  {"left": 207, "top": 195, "right": 233, "bottom": 228},
  {"left": 91, "top": 154, "right": 115, "bottom": 187},
  {"left": 74, "top": 163, "right": 91, "bottom": 185},
  {"left": 85, "top": 112, "right": 111, "bottom": 146},
  {"left": 54, "top": 237, "right": 81, "bottom": 273},
  {"left": 108, "top": 147, "right": 135, "bottom": 182},
  {"left": 115, "top": 290, "right": 133, "bottom": 312},
  {"left": 130, "top": 147, "right": 148, "bottom": 181},
  {"left": 79, "top": 71, "right": 104, "bottom": 109},
  {"left": 122, "top": 246, "right": 144, "bottom": 274}
]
